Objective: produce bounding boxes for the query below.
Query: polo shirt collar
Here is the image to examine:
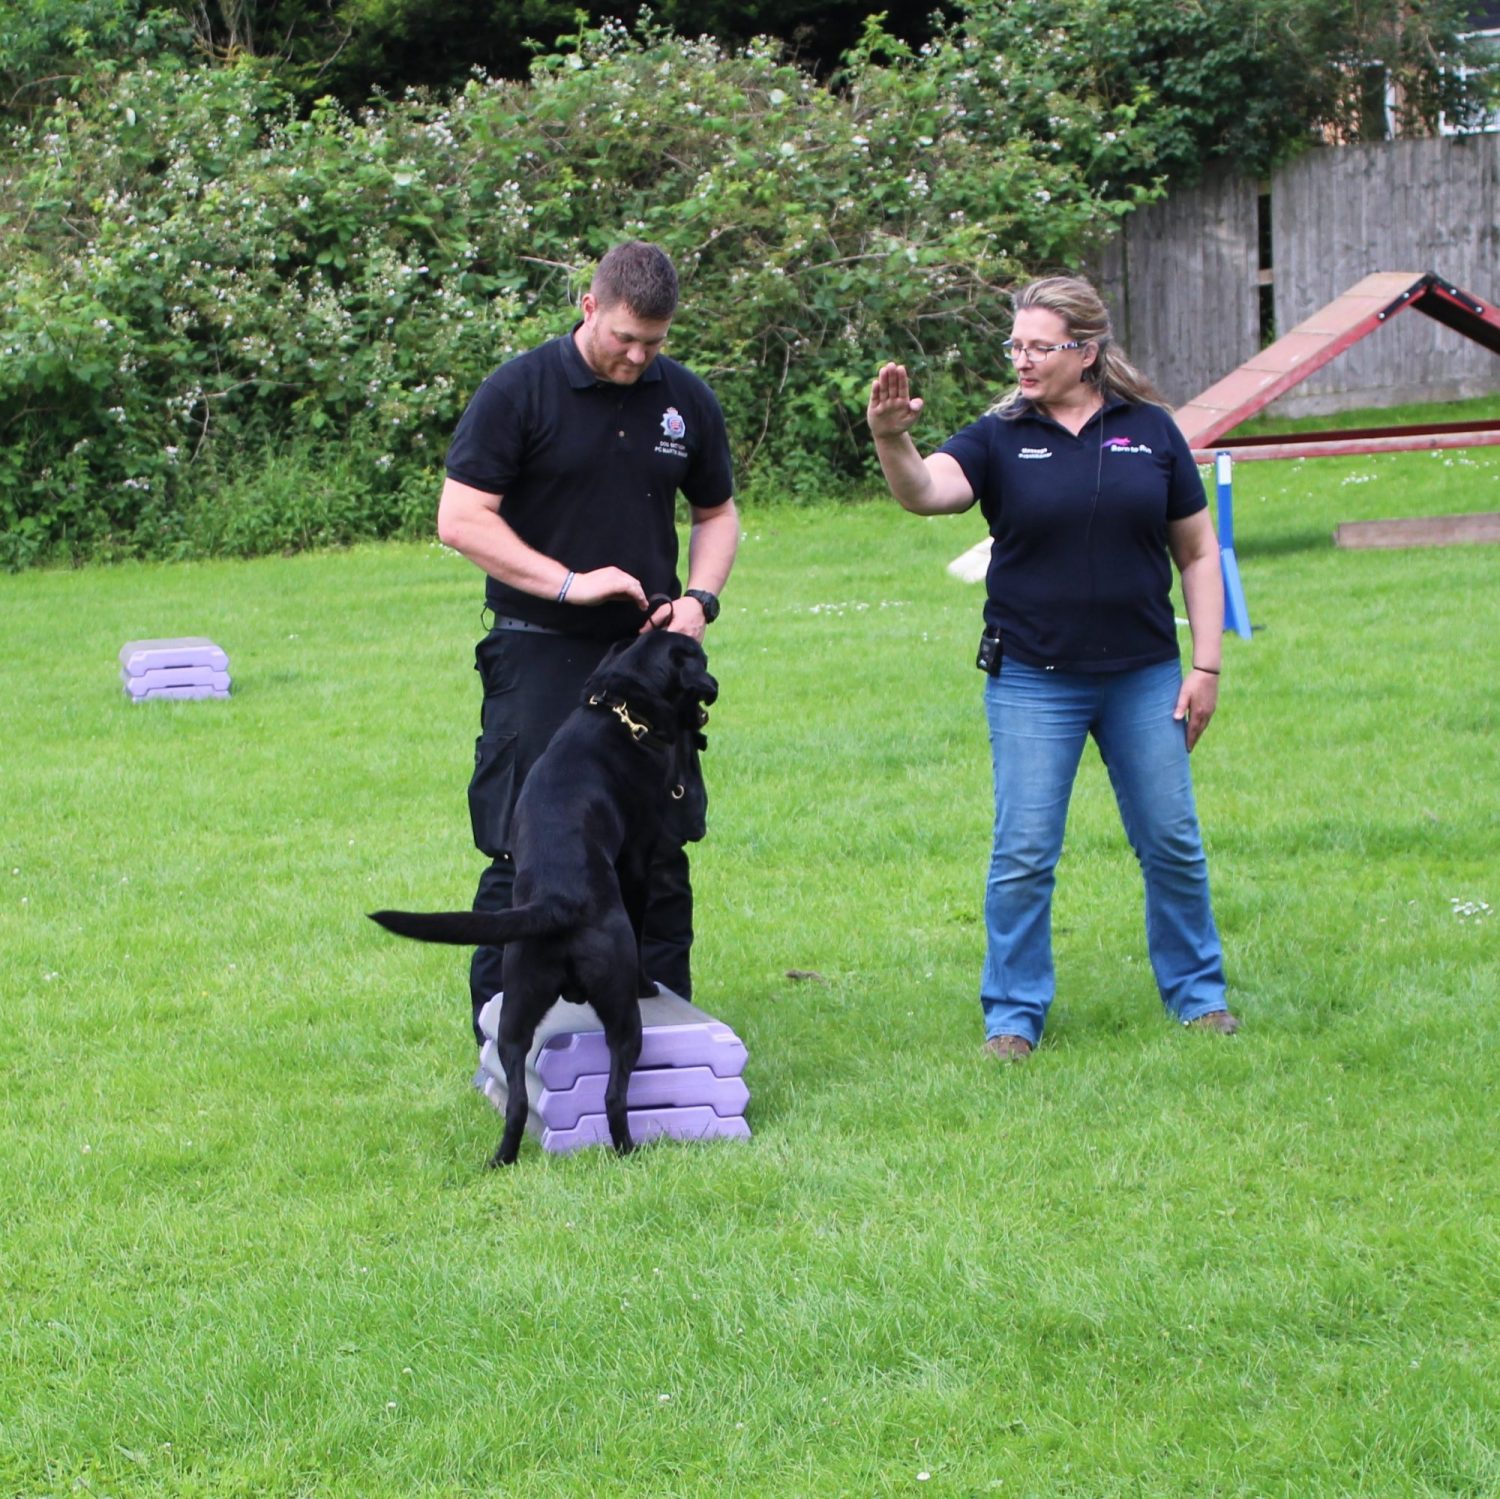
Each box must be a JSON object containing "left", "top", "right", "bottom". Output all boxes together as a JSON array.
[
  {"left": 560, "top": 323, "right": 665, "bottom": 389},
  {"left": 1013, "top": 391, "right": 1127, "bottom": 434}
]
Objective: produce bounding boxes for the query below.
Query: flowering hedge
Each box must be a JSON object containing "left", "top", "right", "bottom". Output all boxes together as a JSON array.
[{"left": 0, "top": 17, "right": 1162, "bottom": 566}]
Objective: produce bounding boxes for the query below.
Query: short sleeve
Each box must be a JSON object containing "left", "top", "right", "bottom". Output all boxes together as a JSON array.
[
  {"left": 937, "top": 415, "right": 996, "bottom": 503},
  {"left": 445, "top": 375, "right": 524, "bottom": 495},
  {"left": 680, "top": 384, "right": 735, "bottom": 511},
  {"left": 1163, "top": 414, "right": 1208, "bottom": 521}
]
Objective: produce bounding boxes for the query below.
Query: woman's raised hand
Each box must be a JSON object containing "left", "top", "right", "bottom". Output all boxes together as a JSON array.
[{"left": 866, "top": 362, "right": 925, "bottom": 440}]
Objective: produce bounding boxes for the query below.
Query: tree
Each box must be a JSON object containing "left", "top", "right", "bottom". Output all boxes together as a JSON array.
[
  {"left": 162, "top": 0, "right": 958, "bottom": 102},
  {"left": 9, "top": 0, "right": 1490, "bottom": 155},
  {"left": 942, "top": 0, "right": 1500, "bottom": 188},
  {"left": 0, "top": 1, "right": 188, "bottom": 115}
]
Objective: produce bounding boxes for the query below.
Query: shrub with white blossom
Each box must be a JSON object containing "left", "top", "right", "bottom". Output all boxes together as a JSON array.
[{"left": 0, "top": 16, "right": 1162, "bottom": 566}]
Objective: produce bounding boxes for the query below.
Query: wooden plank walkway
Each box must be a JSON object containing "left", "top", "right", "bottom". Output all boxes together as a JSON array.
[{"left": 1334, "top": 513, "right": 1500, "bottom": 549}]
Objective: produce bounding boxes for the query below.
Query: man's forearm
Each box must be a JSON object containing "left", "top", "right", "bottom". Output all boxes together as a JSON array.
[
  {"left": 686, "top": 500, "right": 740, "bottom": 594},
  {"left": 441, "top": 499, "right": 570, "bottom": 598}
]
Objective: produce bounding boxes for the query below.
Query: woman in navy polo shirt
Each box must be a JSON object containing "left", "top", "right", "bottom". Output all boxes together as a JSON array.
[{"left": 866, "top": 275, "right": 1238, "bottom": 1059}]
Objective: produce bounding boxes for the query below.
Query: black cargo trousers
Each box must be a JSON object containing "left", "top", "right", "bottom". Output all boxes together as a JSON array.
[{"left": 465, "top": 622, "right": 703, "bottom": 1045}]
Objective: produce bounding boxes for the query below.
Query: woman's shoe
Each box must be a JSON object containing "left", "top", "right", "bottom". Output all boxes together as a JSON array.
[
  {"left": 1185, "top": 1010, "right": 1241, "bottom": 1035},
  {"left": 982, "top": 1034, "right": 1034, "bottom": 1061}
]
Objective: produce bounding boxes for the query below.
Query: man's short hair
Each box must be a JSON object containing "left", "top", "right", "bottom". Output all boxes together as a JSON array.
[{"left": 591, "top": 241, "right": 679, "bottom": 321}]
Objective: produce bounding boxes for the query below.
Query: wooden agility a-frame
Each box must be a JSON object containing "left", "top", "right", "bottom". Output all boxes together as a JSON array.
[
  {"left": 1175, "top": 269, "right": 1500, "bottom": 461},
  {"left": 948, "top": 269, "right": 1500, "bottom": 579},
  {"left": 1177, "top": 269, "right": 1500, "bottom": 551}
]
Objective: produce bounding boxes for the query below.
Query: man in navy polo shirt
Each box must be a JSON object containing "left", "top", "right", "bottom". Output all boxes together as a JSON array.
[{"left": 438, "top": 241, "right": 738, "bottom": 1049}]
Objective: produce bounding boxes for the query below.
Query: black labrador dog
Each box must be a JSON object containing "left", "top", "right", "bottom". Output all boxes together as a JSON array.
[{"left": 370, "top": 627, "right": 717, "bottom": 1167}]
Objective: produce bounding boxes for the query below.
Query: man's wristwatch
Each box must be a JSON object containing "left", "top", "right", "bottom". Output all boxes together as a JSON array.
[{"left": 684, "top": 588, "right": 720, "bottom": 623}]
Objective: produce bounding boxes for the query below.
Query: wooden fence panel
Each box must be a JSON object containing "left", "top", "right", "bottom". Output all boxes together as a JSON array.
[
  {"left": 1269, "top": 136, "right": 1500, "bottom": 414},
  {"left": 1089, "top": 175, "right": 1259, "bottom": 407}
]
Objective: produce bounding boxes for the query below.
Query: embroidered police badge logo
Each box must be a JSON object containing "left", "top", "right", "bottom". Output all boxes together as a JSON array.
[{"left": 661, "top": 407, "right": 687, "bottom": 441}]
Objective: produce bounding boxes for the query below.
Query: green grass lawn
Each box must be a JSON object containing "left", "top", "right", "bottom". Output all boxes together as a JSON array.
[{"left": 2, "top": 438, "right": 1498, "bottom": 1497}]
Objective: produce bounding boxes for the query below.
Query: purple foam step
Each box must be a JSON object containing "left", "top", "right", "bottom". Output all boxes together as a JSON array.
[
  {"left": 471, "top": 1070, "right": 750, "bottom": 1154},
  {"left": 478, "top": 1041, "right": 749, "bottom": 1130},
  {"left": 119, "top": 637, "right": 230, "bottom": 675},
  {"left": 541, "top": 1106, "right": 750, "bottom": 1156},
  {"left": 476, "top": 988, "right": 748, "bottom": 1091},
  {"left": 128, "top": 684, "right": 232, "bottom": 701},
  {"left": 122, "top": 667, "right": 231, "bottom": 697}
]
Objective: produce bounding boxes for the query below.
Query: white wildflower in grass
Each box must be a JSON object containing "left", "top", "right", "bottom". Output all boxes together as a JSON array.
[
  {"left": 809, "top": 600, "right": 912, "bottom": 615},
  {"left": 1449, "top": 897, "right": 1492, "bottom": 921}
]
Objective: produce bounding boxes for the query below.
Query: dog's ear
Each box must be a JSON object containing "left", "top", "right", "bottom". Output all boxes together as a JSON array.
[
  {"left": 580, "top": 636, "right": 637, "bottom": 704},
  {"left": 659, "top": 637, "right": 717, "bottom": 713},
  {"left": 686, "top": 666, "right": 718, "bottom": 706},
  {"left": 688, "top": 645, "right": 718, "bottom": 704}
]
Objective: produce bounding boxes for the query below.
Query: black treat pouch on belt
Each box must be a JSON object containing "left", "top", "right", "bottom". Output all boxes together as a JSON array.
[{"left": 975, "top": 627, "right": 1003, "bottom": 676}]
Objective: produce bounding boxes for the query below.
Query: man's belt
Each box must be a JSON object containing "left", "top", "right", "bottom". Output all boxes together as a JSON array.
[{"left": 488, "top": 615, "right": 566, "bottom": 635}]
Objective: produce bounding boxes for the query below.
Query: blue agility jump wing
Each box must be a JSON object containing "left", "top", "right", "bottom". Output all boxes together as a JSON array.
[{"left": 1215, "top": 452, "right": 1253, "bottom": 640}]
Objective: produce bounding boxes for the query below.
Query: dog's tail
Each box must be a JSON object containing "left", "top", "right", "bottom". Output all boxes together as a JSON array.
[{"left": 368, "top": 899, "right": 577, "bottom": 947}]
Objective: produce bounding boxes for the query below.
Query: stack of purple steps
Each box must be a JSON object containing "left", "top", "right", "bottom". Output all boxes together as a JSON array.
[
  {"left": 475, "top": 988, "right": 750, "bottom": 1155},
  {"left": 120, "top": 638, "right": 231, "bottom": 702}
]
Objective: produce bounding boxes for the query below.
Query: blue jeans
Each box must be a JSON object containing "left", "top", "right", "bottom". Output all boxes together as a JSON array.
[{"left": 980, "top": 658, "right": 1227, "bottom": 1045}]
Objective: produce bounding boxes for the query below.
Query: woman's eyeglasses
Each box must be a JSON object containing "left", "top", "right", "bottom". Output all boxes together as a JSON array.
[{"left": 1002, "top": 339, "right": 1083, "bottom": 363}]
